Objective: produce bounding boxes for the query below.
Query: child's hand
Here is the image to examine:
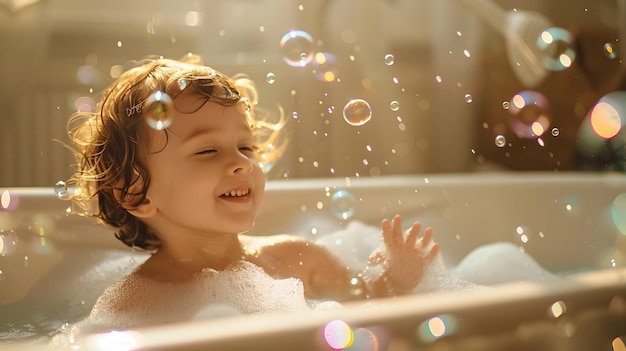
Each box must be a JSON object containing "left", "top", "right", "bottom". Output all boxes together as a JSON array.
[{"left": 368, "top": 214, "right": 439, "bottom": 295}]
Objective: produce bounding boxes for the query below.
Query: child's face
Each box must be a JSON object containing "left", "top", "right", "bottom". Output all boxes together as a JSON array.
[{"left": 141, "top": 99, "right": 265, "bottom": 238}]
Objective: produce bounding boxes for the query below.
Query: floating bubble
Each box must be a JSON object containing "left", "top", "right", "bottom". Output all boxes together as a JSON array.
[
  {"left": 590, "top": 101, "right": 621, "bottom": 139},
  {"left": 144, "top": 91, "right": 173, "bottom": 130},
  {"left": 551, "top": 127, "right": 560, "bottom": 137},
  {"left": 384, "top": 53, "right": 395, "bottom": 66},
  {"left": 265, "top": 72, "right": 276, "bottom": 84},
  {"left": 330, "top": 190, "right": 356, "bottom": 220},
  {"left": 323, "top": 320, "right": 353, "bottom": 350},
  {"left": 177, "top": 78, "right": 188, "bottom": 90},
  {"left": 506, "top": 90, "right": 551, "bottom": 139},
  {"left": 495, "top": 135, "right": 506, "bottom": 147},
  {"left": 604, "top": 43, "right": 618, "bottom": 59},
  {"left": 536, "top": 27, "right": 576, "bottom": 71},
  {"left": 390, "top": 100, "right": 400, "bottom": 112},
  {"left": 548, "top": 300, "right": 567, "bottom": 318},
  {"left": 343, "top": 99, "right": 372, "bottom": 126},
  {"left": 312, "top": 52, "right": 337, "bottom": 82},
  {"left": 611, "top": 193, "right": 626, "bottom": 236},
  {"left": 502, "top": 101, "right": 510, "bottom": 110},
  {"left": 54, "top": 181, "right": 71, "bottom": 200},
  {"left": 279, "top": 30, "right": 314, "bottom": 67},
  {"left": 464, "top": 94, "right": 473, "bottom": 103}
]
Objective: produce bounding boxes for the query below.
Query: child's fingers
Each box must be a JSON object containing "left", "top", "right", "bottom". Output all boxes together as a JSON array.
[
  {"left": 424, "top": 243, "right": 440, "bottom": 262},
  {"left": 405, "top": 222, "right": 422, "bottom": 247},
  {"left": 417, "top": 227, "right": 434, "bottom": 248},
  {"left": 381, "top": 218, "right": 396, "bottom": 249}
]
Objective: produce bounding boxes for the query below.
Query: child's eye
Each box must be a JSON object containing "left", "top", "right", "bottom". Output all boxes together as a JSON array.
[
  {"left": 195, "top": 149, "right": 216, "bottom": 155},
  {"left": 239, "top": 146, "right": 254, "bottom": 153}
]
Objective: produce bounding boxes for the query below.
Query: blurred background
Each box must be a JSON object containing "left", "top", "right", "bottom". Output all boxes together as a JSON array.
[{"left": 0, "top": 0, "right": 624, "bottom": 186}]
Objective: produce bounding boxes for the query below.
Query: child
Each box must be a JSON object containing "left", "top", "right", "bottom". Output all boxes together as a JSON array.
[{"left": 64, "top": 55, "right": 439, "bottom": 330}]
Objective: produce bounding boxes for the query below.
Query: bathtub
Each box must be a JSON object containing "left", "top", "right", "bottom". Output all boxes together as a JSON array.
[{"left": 1, "top": 172, "right": 625, "bottom": 350}]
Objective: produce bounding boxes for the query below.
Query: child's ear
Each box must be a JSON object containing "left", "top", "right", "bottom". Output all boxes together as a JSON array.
[{"left": 125, "top": 197, "right": 157, "bottom": 219}]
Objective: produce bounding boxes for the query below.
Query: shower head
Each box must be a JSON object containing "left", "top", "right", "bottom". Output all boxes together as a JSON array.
[{"left": 456, "top": 0, "right": 553, "bottom": 88}]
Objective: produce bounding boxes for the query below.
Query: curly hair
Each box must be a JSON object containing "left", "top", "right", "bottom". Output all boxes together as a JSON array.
[{"left": 64, "top": 55, "right": 284, "bottom": 252}]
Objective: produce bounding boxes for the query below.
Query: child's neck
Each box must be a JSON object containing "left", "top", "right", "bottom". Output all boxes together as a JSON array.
[{"left": 147, "top": 234, "right": 246, "bottom": 278}]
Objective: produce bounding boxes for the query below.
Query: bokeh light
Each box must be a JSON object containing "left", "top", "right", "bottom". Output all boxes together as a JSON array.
[
  {"left": 416, "top": 314, "right": 458, "bottom": 343},
  {"left": 323, "top": 320, "right": 354, "bottom": 350},
  {"left": 548, "top": 300, "right": 567, "bottom": 318},
  {"left": 343, "top": 99, "right": 372, "bottom": 126},
  {"left": 590, "top": 101, "right": 621, "bottom": 139},
  {"left": 144, "top": 91, "right": 173, "bottom": 130},
  {"left": 95, "top": 330, "right": 138, "bottom": 351},
  {"left": 279, "top": 30, "right": 314, "bottom": 67},
  {"left": 536, "top": 27, "right": 576, "bottom": 71}
]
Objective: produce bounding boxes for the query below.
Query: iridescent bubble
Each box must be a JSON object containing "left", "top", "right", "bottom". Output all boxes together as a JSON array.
[
  {"left": 279, "top": 30, "right": 314, "bottom": 67},
  {"left": 343, "top": 99, "right": 372, "bottom": 126},
  {"left": 495, "top": 135, "right": 506, "bottom": 147},
  {"left": 265, "top": 72, "right": 276, "bottom": 84},
  {"left": 330, "top": 190, "right": 356, "bottom": 220},
  {"left": 464, "top": 94, "right": 473, "bottom": 103},
  {"left": 417, "top": 314, "right": 459, "bottom": 343},
  {"left": 390, "top": 100, "right": 400, "bottom": 112},
  {"left": 536, "top": 27, "right": 576, "bottom": 71},
  {"left": 384, "top": 53, "right": 395, "bottom": 66},
  {"left": 604, "top": 43, "right": 618, "bottom": 59},
  {"left": 144, "top": 91, "right": 173, "bottom": 130},
  {"left": 611, "top": 193, "right": 626, "bottom": 235}
]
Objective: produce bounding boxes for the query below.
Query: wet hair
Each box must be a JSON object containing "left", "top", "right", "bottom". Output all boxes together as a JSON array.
[{"left": 65, "top": 55, "right": 284, "bottom": 252}]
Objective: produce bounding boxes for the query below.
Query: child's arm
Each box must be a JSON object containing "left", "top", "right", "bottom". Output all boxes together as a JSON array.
[{"left": 361, "top": 215, "right": 439, "bottom": 297}]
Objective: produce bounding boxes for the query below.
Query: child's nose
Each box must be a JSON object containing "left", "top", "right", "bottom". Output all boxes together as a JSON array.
[{"left": 229, "top": 153, "right": 253, "bottom": 174}]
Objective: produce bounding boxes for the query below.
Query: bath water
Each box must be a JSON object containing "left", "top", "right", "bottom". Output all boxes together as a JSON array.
[{"left": 2, "top": 220, "right": 558, "bottom": 348}]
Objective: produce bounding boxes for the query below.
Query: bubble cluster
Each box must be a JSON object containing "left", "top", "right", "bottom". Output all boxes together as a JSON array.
[
  {"left": 330, "top": 190, "right": 356, "bottom": 220},
  {"left": 342, "top": 99, "right": 372, "bottom": 126},
  {"left": 144, "top": 91, "right": 173, "bottom": 130},
  {"left": 279, "top": 30, "right": 314, "bottom": 67}
]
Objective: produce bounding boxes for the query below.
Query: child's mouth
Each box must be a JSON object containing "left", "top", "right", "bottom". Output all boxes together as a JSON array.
[{"left": 219, "top": 187, "right": 251, "bottom": 202}]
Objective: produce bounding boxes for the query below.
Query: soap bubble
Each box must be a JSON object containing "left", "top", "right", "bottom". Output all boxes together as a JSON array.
[
  {"left": 144, "top": 91, "right": 173, "bottom": 130},
  {"left": 265, "top": 72, "right": 276, "bottom": 84},
  {"left": 506, "top": 90, "right": 551, "bottom": 139},
  {"left": 464, "top": 94, "right": 473, "bottom": 103},
  {"left": 312, "top": 52, "right": 337, "bottom": 82},
  {"left": 604, "top": 43, "right": 618, "bottom": 59},
  {"left": 502, "top": 101, "right": 510, "bottom": 110},
  {"left": 279, "top": 30, "right": 314, "bottom": 67},
  {"left": 390, "top": 100, "right": 400, "bottom": 112},
  {"left": 54, "top": 180, "right": 76, "bottom": 200},
  {"left": 495, "top": 135, "right": 506, "bottom": 147},
  {"left": 330, "top": 190, "right": 356, "bottom": 220},
  {"left": 384, "top": 54, "right": 395, "bottom": 66},
  {"left": 323, "top": 320, "right": 353, "bottom": 350},
  {"left": 536, "top": 27, "right": 576, "bottom": 71},
  {"left": 343, "top": 99, "right": 372, "bottom": 126}
]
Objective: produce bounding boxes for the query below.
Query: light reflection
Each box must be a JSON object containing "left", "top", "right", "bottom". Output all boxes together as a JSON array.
[
  {"left": 548, "top": 300, "right": 567, "bottom": 318},
  {"left": 323, "top": 320, "right": 354, "bottom": 350},
  {"left": 95, "top": 330, "right": 138, "bottom": 351},
  {"left": 416, "top": 314, "right": 458, "bottom": 343}
]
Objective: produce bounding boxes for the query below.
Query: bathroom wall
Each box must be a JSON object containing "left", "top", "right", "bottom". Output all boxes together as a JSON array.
[{"left": 0, "top": 0, "right": 623, "bottom": 186}]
